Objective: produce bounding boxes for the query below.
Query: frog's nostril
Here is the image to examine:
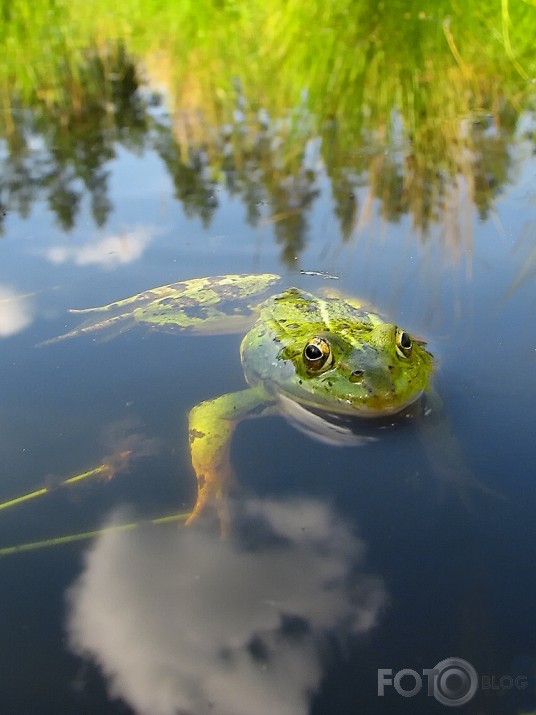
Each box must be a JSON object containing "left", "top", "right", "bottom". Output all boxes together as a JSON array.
[{"left": 349, "top": 369, "right": 364, "bottom": 383}]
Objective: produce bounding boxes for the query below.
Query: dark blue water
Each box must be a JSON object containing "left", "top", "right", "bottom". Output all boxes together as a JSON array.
[{"left": 0, "top": 109, "right": 535, "bottom": 715}]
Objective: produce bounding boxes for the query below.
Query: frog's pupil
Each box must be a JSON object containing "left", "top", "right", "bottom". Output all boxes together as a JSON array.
[
  {"left": 305, "top": 344, "right": 323, "bottom": 360},
  {"left": 400, "top": 332, "right": 411, "bottom": 349}
]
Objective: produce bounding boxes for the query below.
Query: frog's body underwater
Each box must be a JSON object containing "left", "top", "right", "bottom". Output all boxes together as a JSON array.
[{"left": 48, "top": 274, "right": 435, "bottom": 531}]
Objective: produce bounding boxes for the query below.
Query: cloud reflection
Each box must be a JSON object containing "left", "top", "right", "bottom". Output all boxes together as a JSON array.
[
  {"left": 66, "top": 499, "right": 386, "bottom": 715},
  {"left": 45, "top": 226, "right": 156, "bottom": 268},
  {"left": 0, "top": 285, "right": 34, "bottom": 336}
]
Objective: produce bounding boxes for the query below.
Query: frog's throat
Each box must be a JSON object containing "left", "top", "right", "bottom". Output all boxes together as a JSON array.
[{"left": 277, "top": 394, "right": 379, "bottom": 446}]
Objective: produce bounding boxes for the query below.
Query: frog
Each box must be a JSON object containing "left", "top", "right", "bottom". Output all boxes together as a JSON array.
[{"left": 46, "top": 273, "right": 435, "bottom": 532}]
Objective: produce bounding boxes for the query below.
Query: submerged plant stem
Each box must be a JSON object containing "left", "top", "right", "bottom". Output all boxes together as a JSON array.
[
  {"left": 0, "top": 511, "right": 189, "bottom": 557},
  {"left": 0, "top": 464, "right": 109, "bottom": 511}
]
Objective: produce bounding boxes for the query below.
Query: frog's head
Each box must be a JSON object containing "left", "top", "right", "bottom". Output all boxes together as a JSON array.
[{"left": 274, "top": 322, "right": 434, "bottom": 417}]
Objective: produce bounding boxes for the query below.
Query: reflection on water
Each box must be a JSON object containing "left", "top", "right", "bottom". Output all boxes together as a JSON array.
[
  {"left": 0, "top": 285, "right": 34, "bottom": 336},
  {"left": 509, "top": 219, "right": 536, "bottom": 297},
  {"left": 67, "top": 499, "right": 385, "bottom": 715},
  {"left": 1, "top": 1, "right": 535, "bottom": 262},
  {"left": 44, "top": 225, "right": 158, "bottom": 268}
]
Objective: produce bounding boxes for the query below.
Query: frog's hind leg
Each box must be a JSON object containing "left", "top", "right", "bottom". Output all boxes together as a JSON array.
[
  {"left": 40, "top": 274, "right": 282, "bottom": 345},
  {"left": 38, "top": 310, "right": 138, "bottom": 346},
  {"left": 186, "top": 387, "right": 274, "bottom": 534},
  {"left": 38, "top": 284, "right": 182, "bottom": 345},
  {"left": 69, "top": 282, "right": 193, "bottom": 316}
]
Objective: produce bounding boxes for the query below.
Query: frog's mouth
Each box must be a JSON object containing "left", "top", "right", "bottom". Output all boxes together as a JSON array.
[
  {"left": 277, "top": 393, "right": 424, "bottom": 446},
  {"left": 276, "top": 386, "right": 424, "bottom": 419}
]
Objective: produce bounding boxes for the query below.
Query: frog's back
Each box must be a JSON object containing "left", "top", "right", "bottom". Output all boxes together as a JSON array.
[{"left": 134, "top": 273, "right": 282, "bottom": 334}]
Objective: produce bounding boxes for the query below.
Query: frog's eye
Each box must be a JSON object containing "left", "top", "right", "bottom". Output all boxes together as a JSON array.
[
  {"left": 303, "top": 337, "right": 333, "bottom": 373},
  {"left": 395, "top": 329, "right": 412, "bottom": 358}
]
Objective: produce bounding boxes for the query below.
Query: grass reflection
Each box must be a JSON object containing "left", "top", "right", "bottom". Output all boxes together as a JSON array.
[{"left": 0, "top": 0, "right": 534, "bottom": 259}]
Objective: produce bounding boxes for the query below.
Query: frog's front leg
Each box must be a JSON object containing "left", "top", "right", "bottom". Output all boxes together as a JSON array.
[
  {"left": 421, "top": 387, "right": 502, "bottom": 502},
  {"left": 186, "top": 387, "right": 274, "bottom": 532}
]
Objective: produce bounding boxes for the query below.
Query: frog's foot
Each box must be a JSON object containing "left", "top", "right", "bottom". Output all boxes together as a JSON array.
[
  {"left": 184, "top": 465, "right": 235, "bottom": 536},
  {"left": 440, "top": 465, "right": 505, "bottom": 507}
]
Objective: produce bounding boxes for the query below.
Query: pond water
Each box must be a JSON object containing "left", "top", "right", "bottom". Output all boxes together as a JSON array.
[{"left": 1, "top": 3, "right": 536, "bottom": 714}]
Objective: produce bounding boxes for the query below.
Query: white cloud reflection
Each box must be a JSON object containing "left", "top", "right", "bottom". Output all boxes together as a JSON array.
[
  {"left": 66, "top": 499, "right": 386, "bottom": 715},
  {"left": 46, "top": 226, "right": 156, "bottom": 268},
  {"left": 0, "top": 285, "right": 34, "bottom": 336}
]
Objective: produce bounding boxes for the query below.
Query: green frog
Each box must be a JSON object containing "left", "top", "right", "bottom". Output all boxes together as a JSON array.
[{"left": 48, "top": 274, "right": 435, "bottom": 531}]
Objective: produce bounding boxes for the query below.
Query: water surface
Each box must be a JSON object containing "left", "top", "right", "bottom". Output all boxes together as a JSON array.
[{"left": 0, "top": 2, "right": 535, "bottom": 714}]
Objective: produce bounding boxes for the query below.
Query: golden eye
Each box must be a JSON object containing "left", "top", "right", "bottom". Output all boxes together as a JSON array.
[
  {"left": 395, "top": 329, "right": 413, "bottom": 358},
  {"left": 303, "top": 336, "right": 333, "bottom": 373}
]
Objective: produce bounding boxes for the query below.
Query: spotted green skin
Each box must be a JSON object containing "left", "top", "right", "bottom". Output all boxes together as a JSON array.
[
  {"left": 241, "top": 287, "right": 433, "bottom": 416},
  {"left": 51, "top": 273, "right": 434, "bottom": 531}
]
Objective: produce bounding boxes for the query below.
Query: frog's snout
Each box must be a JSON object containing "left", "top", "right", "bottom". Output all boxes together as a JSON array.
[
  {"left": 343, "top": 357, "right": 394, "bottom": 390},
  {"left": 344, "top": 361, "right": 398, "bottom": 406}
]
